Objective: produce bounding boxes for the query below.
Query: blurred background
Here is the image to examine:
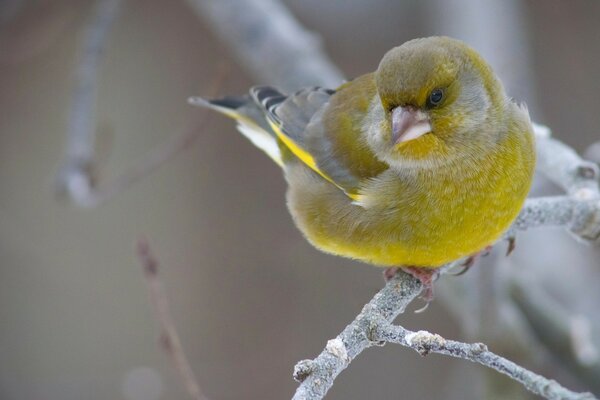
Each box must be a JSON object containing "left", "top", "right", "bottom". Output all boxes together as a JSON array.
[{"left": 0, "top": 0, "right": 599, "bottom": 399}]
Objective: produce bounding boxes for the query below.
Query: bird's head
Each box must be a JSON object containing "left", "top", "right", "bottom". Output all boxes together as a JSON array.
[{"left": 366, "top": 36, "right": 507, "bottom": 169}]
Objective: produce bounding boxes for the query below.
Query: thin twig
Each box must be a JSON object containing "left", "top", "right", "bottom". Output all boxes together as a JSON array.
[
  {"left": 374, "top": 324, "right": 596, "bottom": 400},
  {"left": 136, "top": 238, "right": 210, "bottom": 400},
  {"left": 70, "top": 122, "right": 207, "bottom": 207}
]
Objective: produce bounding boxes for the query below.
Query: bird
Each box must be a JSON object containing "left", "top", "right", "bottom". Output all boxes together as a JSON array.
[{"left": 189, "top": 36, "right": 536, "bottom": 299}]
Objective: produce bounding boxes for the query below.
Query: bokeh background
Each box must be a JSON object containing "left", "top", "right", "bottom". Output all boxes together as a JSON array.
[{"left": 0, "top": 1, "right": 599, "bottom": 399}]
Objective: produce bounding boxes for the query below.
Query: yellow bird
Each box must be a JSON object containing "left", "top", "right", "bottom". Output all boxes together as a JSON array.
[{"left": 190, "top": 36, "right": 535, "bottom": 292}]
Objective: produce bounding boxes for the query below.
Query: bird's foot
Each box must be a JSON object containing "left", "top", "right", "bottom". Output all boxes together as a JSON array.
[
  {"left": 400, "top": 266, "right": 440, "bottom": 313},
  {"left": 383, "top": 267, "right": 400, "bottom": 281},
  {"left": 450, "top": 255, "right": 476, "bottom": 276},
  {"left": 450, "top": 245, "right": 494, "bottom": 276}
]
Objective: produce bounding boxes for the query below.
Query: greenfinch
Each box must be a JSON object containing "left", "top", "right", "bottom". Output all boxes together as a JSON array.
[{"left": 190, "top": 36, "right": 535, "bottom": 275}]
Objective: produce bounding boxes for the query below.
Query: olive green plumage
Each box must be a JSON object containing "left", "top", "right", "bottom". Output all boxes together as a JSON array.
[{"left": 191, "top": 36, "right": 536, "bottom": 268}]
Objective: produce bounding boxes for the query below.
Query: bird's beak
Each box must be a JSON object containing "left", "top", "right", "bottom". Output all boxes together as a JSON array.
[{"left": 391, "top": 106, "right": 432, "bottom": 145}]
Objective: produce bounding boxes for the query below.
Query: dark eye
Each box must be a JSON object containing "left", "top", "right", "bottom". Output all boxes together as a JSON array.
[{"left": 427, "top": 88, "right": 444, "bottom": 108}]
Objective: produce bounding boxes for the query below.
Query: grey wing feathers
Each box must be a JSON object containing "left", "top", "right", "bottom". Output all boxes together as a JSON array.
[
  {"left": 250, "top": 86, "right": 364, "bottom": 198},
  {"left": 250, "top": 86, "right": 334, "bottom": 143}
]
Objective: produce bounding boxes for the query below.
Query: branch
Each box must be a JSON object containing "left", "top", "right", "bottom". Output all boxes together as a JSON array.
[
  {"left": 136, "top": 238, "right": 210, "bottom": 400},
  {"left": 56, "top": 0, "right": 122, "bottom": 206},
  {"left": 373, "top": 324, "right": 596, "bottom": 400},
  {"left": 184, "top": 0, "right": 344, "bottom": 92},
  {"left": 535, "top": 135, "right": 600, "bottom": 195},
  {"left": 292, "top": 272, "right": 596, "bottom": 400},
  {"left": 60, "top": 123, "right": 208, "bottom": 207},
  {"left": 291, "top": 271, "right": 423, "bottom": 399},
  {"left": 57, "top": 0, "right": 231, "bottom": 207}
]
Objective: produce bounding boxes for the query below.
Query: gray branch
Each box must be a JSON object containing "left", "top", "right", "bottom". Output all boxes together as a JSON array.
[
  {"left": 56, "top": 0, "right": 122, "bottom": 206},
  {"left": 184, "top": 0, "right": 344, "bottom": 92},
  {"left": 374, "top": 324, "right": 595, "bottom": 400},
  {"left": 291, "top": 271, "right": 423, "bottom": 400}
]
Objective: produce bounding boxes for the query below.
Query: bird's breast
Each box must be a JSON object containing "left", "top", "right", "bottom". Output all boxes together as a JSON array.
[{"left": 285, "top": 134, "right": 534, "bottom": 267}]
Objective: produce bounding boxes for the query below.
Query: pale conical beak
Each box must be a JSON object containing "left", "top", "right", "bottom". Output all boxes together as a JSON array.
[{"left": 391, "top": 106, "right": 432, "bottom": 145}]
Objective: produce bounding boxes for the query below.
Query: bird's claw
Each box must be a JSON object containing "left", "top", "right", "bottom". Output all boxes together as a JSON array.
[
  {"left": 450, "top": 256, "right": 475, "bottom": 276},
  {"left": 383, "top": 267, "right": 399, "bottom": 282},
  {"left": 399, "top": 266, "right": 439, "bottom": 312},
  {"left": 506, "top": 236, "right": 516, "bottom": 256}
]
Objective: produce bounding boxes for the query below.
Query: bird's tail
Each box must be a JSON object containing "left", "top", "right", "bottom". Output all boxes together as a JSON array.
[{"left": 188, "top": 94, "right": 283, "bottom": 166}]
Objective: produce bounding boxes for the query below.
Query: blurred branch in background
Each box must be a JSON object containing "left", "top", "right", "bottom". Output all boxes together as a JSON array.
[
  {"left": 184, "top": 0, "right": 344, "bottom": 93},
  {"left": 56, "top": 0, "right": 229, "bottom": 207},
  {"left": 56, "top": 0, "right": 122, "bottom": 206},
  {"left": 57, "top": 0, "right": 343, "bottom": 208},
  {"left": 584, "top": 142, "right": 600, "bottom": 165},
  {"left": 510, "top": 276, "right": 600, "bottom": 394},
  {"left": 137, "top": 238, "right": 210, "bottom": 400}
]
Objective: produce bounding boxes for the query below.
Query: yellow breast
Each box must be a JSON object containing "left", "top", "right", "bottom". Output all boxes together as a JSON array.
[{"left": 286, "top": 129, "right": 535, "bottom": 268}]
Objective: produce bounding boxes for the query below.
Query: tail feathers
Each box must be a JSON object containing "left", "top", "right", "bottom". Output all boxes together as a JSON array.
[
  {"left": 188, "top": 95, "right": 249, "bottom": 120},
  {"left": 188, "top": 94, "right": 283, "bottom": 166}
]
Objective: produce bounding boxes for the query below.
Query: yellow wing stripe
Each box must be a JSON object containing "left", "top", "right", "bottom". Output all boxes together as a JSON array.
[{"left": 267, "top": 118, "right": 360, "bottom": 201}]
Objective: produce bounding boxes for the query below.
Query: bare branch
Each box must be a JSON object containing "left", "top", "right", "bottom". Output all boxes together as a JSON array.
[
  {"left": 184, "top": 0, "right": 344, "bottom": 92},
  {"left": 136, "top": 238, "right": 210, "bottom": 400},
  {"left": 56, "top": 0, "right": 122, "bottom": 205},
  {"left": 536, "top": 137, "right": 600, "bottom": 195},
  {"left": 291, "top": 271, "right": 423, "bottom": 400},
  {"left": 57, "top": 0, "right": 231, "bottom": 207},
  {"left": 65, "top": 123, "right": 208, "bottom": 207},
  {"left": 525, "top": 126, "right": 600, "bottom": 244},
  {"left": 374, "top": 324, "right": 596, "bottom": 400}
]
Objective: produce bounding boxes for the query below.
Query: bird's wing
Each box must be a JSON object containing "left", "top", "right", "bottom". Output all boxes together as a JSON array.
[
  {"left": 188, "top": 94, "right": 285, "bottom": 166},
  {"left": 252, "top": 74, "right": 388, "bottom": 200}
]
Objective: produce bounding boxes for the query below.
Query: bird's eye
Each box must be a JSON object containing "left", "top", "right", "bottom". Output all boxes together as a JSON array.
[{"left": 426, "top": 88, "right": 444, "bottom": 108}]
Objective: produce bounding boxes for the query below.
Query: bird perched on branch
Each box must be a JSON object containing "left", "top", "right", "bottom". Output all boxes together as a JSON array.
[{"left": 190, "top": 36, "right": 535, "bottom": 300}]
